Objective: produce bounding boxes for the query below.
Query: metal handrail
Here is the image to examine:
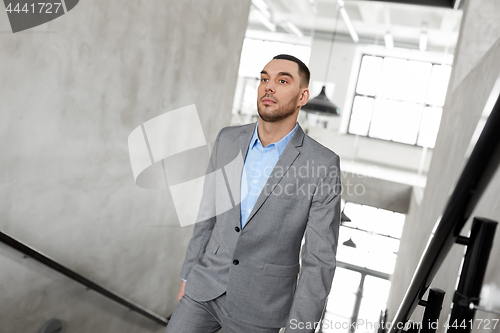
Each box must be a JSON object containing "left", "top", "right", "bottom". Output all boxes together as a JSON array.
[
  {"left": 0, "top": 231, "right": 169, "bottom": 326},
  {"left": 389, "top": 93, "right": 500, "bottom": 333}
]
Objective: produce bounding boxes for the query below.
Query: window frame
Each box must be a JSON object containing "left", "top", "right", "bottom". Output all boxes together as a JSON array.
[
  {"left": 319, "top": 201, "right": 406, "bottom": 333},
  {"left": 344, "top": 52, "right": 452, "bottom": 148}
]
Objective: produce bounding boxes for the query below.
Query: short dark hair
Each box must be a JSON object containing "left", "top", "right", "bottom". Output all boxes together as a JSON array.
[{"left": 273, "top": 54, "right": 310, "bottom": 88}]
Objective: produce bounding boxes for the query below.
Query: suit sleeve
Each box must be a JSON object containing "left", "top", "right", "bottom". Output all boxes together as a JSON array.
[
  {"left": 285, "top": 154, "right": 341, "bottom": 332},
  {"left": 179, "top": 128, "right": 223, "bottom": 281}
]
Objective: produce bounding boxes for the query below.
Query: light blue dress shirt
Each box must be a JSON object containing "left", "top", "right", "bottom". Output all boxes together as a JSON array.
[{"left": 240, "top": 121, "right": 298, "bottom": 228}]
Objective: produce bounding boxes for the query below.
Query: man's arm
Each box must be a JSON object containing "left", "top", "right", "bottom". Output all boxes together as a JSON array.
[
  {"left": 178, "top": 128, "right": 223, "bottom": 286},
  {"left": 285, "top": 154, "right": 341, "bottom": 332}
]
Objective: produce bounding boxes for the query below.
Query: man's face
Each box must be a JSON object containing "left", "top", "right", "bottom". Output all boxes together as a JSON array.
[{"left": 257, "top": 59, "right": 307, "bottom": 123}]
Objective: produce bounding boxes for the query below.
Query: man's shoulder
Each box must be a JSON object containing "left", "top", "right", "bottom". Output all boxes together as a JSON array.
[
  {"left": 301, "top": 132, "right": 339, "bottom": 164},
  {"left": 217, "top": 122, "right": 255, "bottom": 139}
]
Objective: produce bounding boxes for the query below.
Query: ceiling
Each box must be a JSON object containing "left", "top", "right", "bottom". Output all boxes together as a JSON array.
[{"left": 247, "top": 0, "right": 463, "bottom": 52}]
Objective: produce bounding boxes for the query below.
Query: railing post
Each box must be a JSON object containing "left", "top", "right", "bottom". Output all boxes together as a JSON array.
[
  {"left": 420, "top": 288, "right": 445, "bottom": 333},
  {"left": 378, "top": 310, "right": 388, "bottom": 333},
  {"left": 447, "top": 217, "right": 497, "bottom": 333}
]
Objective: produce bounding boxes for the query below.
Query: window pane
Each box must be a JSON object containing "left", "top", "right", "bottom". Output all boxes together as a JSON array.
[
  {"left": 356, "top": 56, "right": 383, "bottom": 96},
  {"left": 357, "top": 277, "right": 391, "bottom": 333},
  {"left": 369, "top": 234, "right": 400, "bottom": 255},
  {"left": 377, "top": 58, "right": 408, "bottom": 101},
  {"left": 328, "top": 268, "right": 360, "bottom": 317},
  {"left": 343, "top": 202, "right": 405, "bottom": 239},
  {"left": 330, "top": 267, "right": 362, "bottom": 295},
  {"left": 372, "top": 209, "right": 406, "bottom": 239},
  {"left": 367, "top": 98, "right": 395, "bottom": 141},
  {"left": 323, "top": 268, "right": 360, "bottom": 332},
  {"left": 417, "top": 107, "right": 443, "bottom": 148},
  {"left": 426, "top": 65, "right": 451, "bottom": 106},
  {"left": 344, "top": 202, "right": 405, "bottom": 238},
  {"left": 326, "top": 291, "right": 356, "bottom": 318},
  {"left": 378, "top": 58, "right": 432, "bottom": 103},
  {"left": 369, "top": 99, "right": 422, "bottom": 144},
  {"left": 343, "top": 203, "right": 378, "bottom": 231},
  {"left": 391, "top": 101, "right": 424, "bottom": 144},
  {"left": 363, "top": 276, "right": 391, "bottom": 300},
  {"left": 338, "top": 228, "right": 399, "bottom": 273},
  {"left": 365, "top": 250, "right": 397, "bottom": 274},
  {"left": 349, "top": 96, "right": 375, "bottom": 135},
  {"left": 404, "top": 60, "right": 432, "bottom": 103}
]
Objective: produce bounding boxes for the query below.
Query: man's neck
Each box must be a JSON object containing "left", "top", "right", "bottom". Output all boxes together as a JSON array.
[{"left": 257, "top": 116, "right": 298, "bottom": 147}]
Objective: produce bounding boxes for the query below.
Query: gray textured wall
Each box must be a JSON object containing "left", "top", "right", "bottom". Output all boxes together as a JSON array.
[
  {"left": 386, "top": 0, "right": 500, "bottom": 332},
  {"left": 0, "top": 0, "right": 250, "bottom": 332}
]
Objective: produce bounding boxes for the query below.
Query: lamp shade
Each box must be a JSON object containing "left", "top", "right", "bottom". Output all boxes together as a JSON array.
[
  {"left": 341, "top": 211, "right": 351, "bottom": 223},
  {"left": 343, "top": 238, "right": 357, "bottom": 248},
  {"left": 302, "top": 86, "right": 340, "bottom": 116}
]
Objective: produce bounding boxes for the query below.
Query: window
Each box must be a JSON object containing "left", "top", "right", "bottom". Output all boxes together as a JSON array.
[
  {"left": 318, "top": 202, "right": 406, "bottom": 333},
  {"left": 348, "top": 55, "right": 451, "bottom": 148}
]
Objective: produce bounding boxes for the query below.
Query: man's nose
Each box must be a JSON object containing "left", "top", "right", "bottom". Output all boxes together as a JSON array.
[{"left": 265, "top": 82, "right": 275, "bottom": 93}]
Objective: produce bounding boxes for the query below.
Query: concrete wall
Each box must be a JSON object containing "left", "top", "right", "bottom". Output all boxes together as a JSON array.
[
  {"left": 0, "top": 1, "right": 250, "bottom": 332},
  {"left": 386, "top": 0, "right": 500, "bottom": 331}
]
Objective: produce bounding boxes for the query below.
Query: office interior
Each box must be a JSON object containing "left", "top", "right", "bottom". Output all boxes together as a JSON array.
[{"left": 0, "top": 0, "right": 499, "bottom": 332}]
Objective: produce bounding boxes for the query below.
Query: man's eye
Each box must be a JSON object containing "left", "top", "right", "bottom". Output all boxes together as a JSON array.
[
  {"left": 279, "top": 79, "right": 287, "bottom": 84},
  {"left": 261, "top": 78, "right": 268, "bottom": 82}
]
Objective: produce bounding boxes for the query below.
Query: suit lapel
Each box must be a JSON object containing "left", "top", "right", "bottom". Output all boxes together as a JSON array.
[
  {"left": 220, "top": 123, "right": 256, "bottom": 226},
  {"left": 242, "top": 124, "right": 305, "bottom": 229}
]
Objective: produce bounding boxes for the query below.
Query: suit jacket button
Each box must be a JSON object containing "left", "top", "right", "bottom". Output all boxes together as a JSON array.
[
  {"left": 233, "top": 259, "right": 239, "bottom": 265},
  {"left": 235, "top": 226, "right": 240, "bottom": 232}
]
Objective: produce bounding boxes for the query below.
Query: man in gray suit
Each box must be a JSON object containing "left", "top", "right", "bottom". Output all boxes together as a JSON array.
[{"left": 166, "top": 54, "right": 341, "bottom": 333}]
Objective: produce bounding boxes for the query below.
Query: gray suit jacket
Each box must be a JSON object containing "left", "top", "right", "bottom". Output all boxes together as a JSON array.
[{"left": 179, "top": 122, "right": 341, "bottom": 331}]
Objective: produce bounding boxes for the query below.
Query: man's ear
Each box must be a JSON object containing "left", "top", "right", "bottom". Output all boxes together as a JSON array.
[{"left": 298, "top": 88, "right": 310, "bottom": 107}]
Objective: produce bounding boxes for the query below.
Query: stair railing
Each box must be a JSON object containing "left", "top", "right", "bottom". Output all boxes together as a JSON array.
[
  {"left": 0, "top": 231, "right": 169, "bottom": 326},
  {"left": 389, "top": 92, "right": 500, "bottom": 333}
]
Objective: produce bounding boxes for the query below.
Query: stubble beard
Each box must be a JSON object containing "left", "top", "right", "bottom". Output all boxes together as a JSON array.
[{"left": 257, "top": 93, "right": 300, "bottom": 123}]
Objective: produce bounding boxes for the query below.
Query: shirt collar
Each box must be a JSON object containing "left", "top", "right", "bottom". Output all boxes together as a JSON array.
[{"left": 249, "top": 120, "right": 298, "bottom": 157}]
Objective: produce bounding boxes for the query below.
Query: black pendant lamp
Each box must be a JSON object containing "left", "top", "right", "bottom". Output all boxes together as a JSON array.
[
  {"left": 341, "top": 210, "right": 351, "bottom": 223},
  {"left": 302, "top": 4, "right": 341, "bottom": 116},
  {"left": 303, "top": 86, "right": 340, "bottom": 115},
  {"left": 343, "top": 238, "right": 357, "bottom": 248}
]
